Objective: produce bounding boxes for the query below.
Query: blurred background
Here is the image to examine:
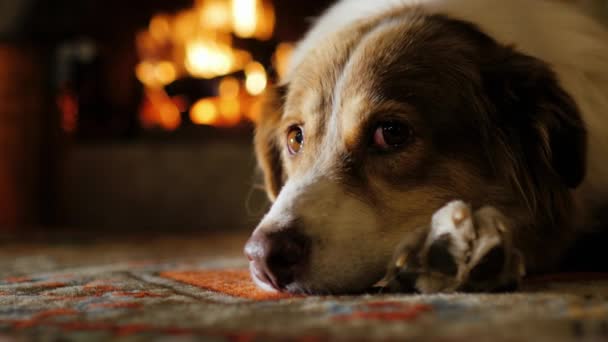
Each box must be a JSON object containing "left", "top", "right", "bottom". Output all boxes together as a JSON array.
[{"left": 0, "top": 0, "right": 606, "bottom": 238}]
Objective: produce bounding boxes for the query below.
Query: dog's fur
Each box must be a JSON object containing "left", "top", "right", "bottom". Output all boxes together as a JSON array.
[{"left": 250, "top": 0, "right": 608, "bottom": 294}]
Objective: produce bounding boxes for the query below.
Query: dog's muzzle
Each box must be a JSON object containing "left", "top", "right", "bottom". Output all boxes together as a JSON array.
[{"left": 244, "top": 228, "right": 311, "bottom": 291}]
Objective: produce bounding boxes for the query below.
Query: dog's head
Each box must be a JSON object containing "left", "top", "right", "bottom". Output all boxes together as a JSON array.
[{"left": 245, "top": 10, "right": 586, "bottom": 294}]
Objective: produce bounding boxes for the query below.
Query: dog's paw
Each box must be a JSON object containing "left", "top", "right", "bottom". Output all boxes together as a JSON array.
[{"left": 380, "top": 201, "right": 526, "bottom": 293}]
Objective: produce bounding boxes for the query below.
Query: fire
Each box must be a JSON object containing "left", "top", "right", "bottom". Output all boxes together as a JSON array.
[
  {"left": 159, "top": 103, "right": 181, "bottom": 131},
  {"left": 232, "top": 0, "right": 258, "bottom": 38},
  {"left": 255, "top": 1, "right": 275, "bottom": 41},
  {"left": 136, "top": 60, "right": 177, "bottom": 87},
  {"left": 189, "top": 96, "right": 241, "bottom": 127},
  {"left": 185, "top": 39, "right": 235, "bottom": 78},
  {"left": 136, "top": 0, "right": 284, "bottom": 130},
  {"left": 219, "top": 98, "right": 241, "bottom": 125},
  {"left": 191, "top": 99, "right": 218, "bottom": 125},
  {"left": 245, "top": 62, "right": 267, "bottom": 96},
  {"left": 174, "top": 10, "right": 199, "bottom": 43},
  {"left": 199, "top": 0, "right": 232, "bottom": 31},
  {"left": 149, "top": 15, "right": 172, "bottom": 42},
  {"left": 155, "top": 61, "right": 177, "bottom": 85},
  {"left": 219, "top": 77, "right": 240, "bottom": 98},
  {"left": 140, "top": 89, "right": 183, "bottom": 131},
  {"left": 273, "top": 42, "right": 294, "bottom": 79},
  {"left": 135, "top": 61, "right": 156, "bottom": 86}
]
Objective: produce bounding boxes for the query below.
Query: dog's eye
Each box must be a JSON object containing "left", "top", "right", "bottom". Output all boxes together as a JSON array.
[
  {"left": 372, "top": 121, "right": 411, "bottom": 151},
  {"left": 287, "top": 126, "right": 304, "bottom": 155}
]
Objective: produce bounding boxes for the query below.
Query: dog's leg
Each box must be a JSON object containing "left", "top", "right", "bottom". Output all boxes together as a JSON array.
[{"left": 381, "top": 201, "right": 526, "bottom": 293}]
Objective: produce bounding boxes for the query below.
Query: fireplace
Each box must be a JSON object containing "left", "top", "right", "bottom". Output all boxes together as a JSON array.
[
  {"left": 132, "top": 0, "right": 288, "bottom": 132},
  {"left": 0, "top": 0, "right": 333, "bottom": 233}
]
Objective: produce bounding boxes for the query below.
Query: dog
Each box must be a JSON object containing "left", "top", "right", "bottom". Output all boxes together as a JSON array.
[{"left": 245, "top": 0, "right": 608, "bottom": 294}]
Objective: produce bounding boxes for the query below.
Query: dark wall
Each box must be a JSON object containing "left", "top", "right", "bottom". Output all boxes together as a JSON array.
[
  {"left": 0, "top": 45, "right": 50, "bottom": 230},
  {"left": 57, "top": 141, "right": 269, "bottom": 232}
]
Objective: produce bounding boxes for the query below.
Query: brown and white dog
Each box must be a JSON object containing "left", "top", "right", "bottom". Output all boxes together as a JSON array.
[{"left": 245, "top": 0, "right": 608, "bottom": 294}]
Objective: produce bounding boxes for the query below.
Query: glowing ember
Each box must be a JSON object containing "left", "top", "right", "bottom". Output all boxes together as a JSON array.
[
  {"left": 57, "top": 89, "right": 79, "bottom": 133},
  {"left": 219, "top": 98, "right": 241, "bottom": 125},
  {"left": 149, "top": 14, "right": 172, "bottom": 42},
  {"left": 185, "top": 40, "right": 235, "bottom": 79},
  {"left": 232, "top": 0, "right": 258, "bottom": 38},
  {"left": 136, "top": 0, "right": 283, "bottom": 129},
  {"left": 136, "top": 61, "right": 177, "bottom": 87},
  {"left": 135, "top": 61, "right": 156, "bottom": 87},
  {"left": 174, "top": 10, "right": 199, "bottom": 43},
  {"left": 245, "top": 62, "right": 267, "bottom": 96},
  {"left": 159, "top": 102, "right": 181, "bottom": 131},
  {"left": 246, "top": 97, "right": 263, "bottom": 123},
  {"left": 199, "top": 0, "right": 232, "bottom": 31},
  {"left": 155, "top": 61, "right": 177, "bottom": 85},
  {"left": 255, "top": 1, "right": 275, "bottom": 40},
  {"left": 140, "top": 89, "right": 184, "bottom": 130},
  {"left": 273, "top": 42, "right": 295, "bottom": 79},
  {"left": 191, "top": 99, "right": 219, "bottom": 125},
  {"left": 219, "top": 77, "right": 240, "bottom": 98}
]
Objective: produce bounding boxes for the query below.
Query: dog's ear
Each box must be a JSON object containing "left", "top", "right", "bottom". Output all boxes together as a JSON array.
[
  {"left": 254, "top": 85, "right": 287, "bottom": 201},
  {"left": 484, "top": 49, "right": 587, "bottom": 189}
]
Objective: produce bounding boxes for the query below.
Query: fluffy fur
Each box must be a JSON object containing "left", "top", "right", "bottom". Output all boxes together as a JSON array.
[
  {"left": 290, "top": 0, "right": 608, "bottom": 208},
  {"left": 247, "top": 0, "right": 608, "bottom": 294}
]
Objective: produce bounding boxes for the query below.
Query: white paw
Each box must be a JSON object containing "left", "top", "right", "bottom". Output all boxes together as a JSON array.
[{"left": 380, "top": 201, "right": 526, "bottom": 293}]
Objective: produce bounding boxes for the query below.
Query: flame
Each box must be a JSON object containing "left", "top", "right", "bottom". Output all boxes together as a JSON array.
[
  {"left": 255, "top": 1, "right": 275, "bottom": 41},
  {"left": 149, "top": 14, "right": 172, "bottom": 42},
  {"left": 219, "top": 98, "right": 241, "bottom": 125},
  {"left": 190, "top": 96, "right": 241, "bottom": 127},
  {"left": 155, "top": 61, "right": 177, "bottom": 85},
  {"left": 136, "top": 60, "right": 177, "bottom": 87},
  {"left": 185, "top": 39, "right": 235, "bottom": 79},
  {"left": 246, "top": 97, "right": 263, "bottom": 123},
  {"left": 159, "top": 103, "right": 181, "bottom": 131},
  {"left": 137, "top": 0, "right": 278, "bottom": 129},
  {"left": 232, "top": 0, "right": 258, "bottom": 38},
  {"left": 199, "top": 0, "right": 232, "bottom": 31},
  {"left": 135, "top": 61, "right": 156, "bottom": 86},
  {"left": 140, "top": 89, "right": 183, "bottom": 130},
  {"left": 191, "top": 99, "right": 219, "bottom": 125},
  {"left": 173, "top": 10, "right": 199, "bottom": 43},
  {"left": 273, "top": 42, "right": 294, "bottom": 79},
  {"left": 135, "top": 30, "right": 158, "bottom": 59},
  {"left": 219, "top": 76, "right": 240, "bottom": 98},
  {"left": 245, "top": 61, "right": 267, "bottom": 95}
]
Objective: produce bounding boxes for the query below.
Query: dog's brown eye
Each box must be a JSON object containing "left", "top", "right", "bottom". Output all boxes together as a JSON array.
[
  {"left": 373, "top": 121, "right": 411, "bottom": 151},
  {"left": 287, "top": 126, "right": 304, "bottom": 155}
]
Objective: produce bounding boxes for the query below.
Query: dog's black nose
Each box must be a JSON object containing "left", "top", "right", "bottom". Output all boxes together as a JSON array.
[{"left": 244, "top": 229, "right": 311, "bottom": 290}]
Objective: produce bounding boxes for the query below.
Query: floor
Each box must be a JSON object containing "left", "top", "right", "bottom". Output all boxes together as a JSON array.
[{"left": 2, "top": 232, "right": 608, "bottom": 341}]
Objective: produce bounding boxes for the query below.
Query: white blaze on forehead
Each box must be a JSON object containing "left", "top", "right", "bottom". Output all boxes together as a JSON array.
[
  {"left": 303, "top": 92, "right": 323, "bottom": 118},
  {"left": 335, "top": 93, "right": 368, "bottom": 145},
  {"left": 328, "top": 18, "right": 407, "bottom": 145},
  {"left": 256, "top": 172, "right": 317, "bottom": 232},
  {"left": 285, "top": 91, "right": 324, "bottom": 123},
  {"left": 256, "top": 169, "right": 376, "bottom": 234}
]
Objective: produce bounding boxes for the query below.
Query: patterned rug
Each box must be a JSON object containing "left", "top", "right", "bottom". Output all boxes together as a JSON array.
[{"left": 2, "top": 233, "right": 608, "bottom": 341}]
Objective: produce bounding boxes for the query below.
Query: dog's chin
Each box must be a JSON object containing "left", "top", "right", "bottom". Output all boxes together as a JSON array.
[
  {"left": 250, "top": 272, "right": 279, "bottom": 293},
  {"left": 250, "top": 268, "right": 383, "bottom": 295},
  {"left": 289, "top": 278, "right": 381, "bottom": 295}
]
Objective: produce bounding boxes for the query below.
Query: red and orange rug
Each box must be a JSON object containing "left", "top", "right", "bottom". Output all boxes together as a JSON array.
[{"left": 2, "top": 236, "right": 608, "bottom": 341}]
